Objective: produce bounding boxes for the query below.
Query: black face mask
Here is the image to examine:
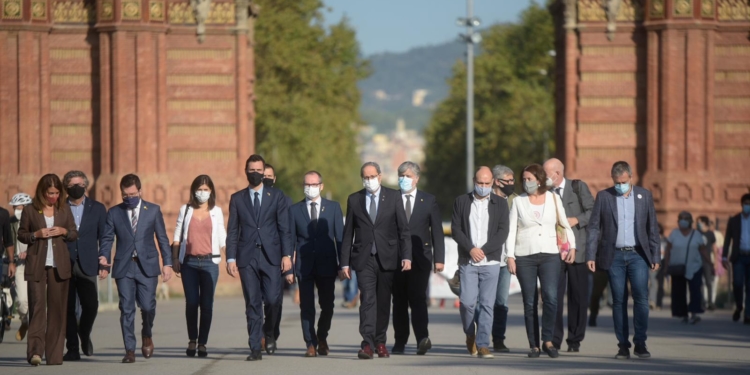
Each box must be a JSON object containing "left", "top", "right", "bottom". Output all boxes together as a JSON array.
[
  {"left": 262, "top": 178, "right": 275, "bottom": 188},
  {"left": 246, "top": 172, "right": 264, "bottom": 187},
  {"left": 499, "top": 184, "right": 515, "bottom": 197},
  {"left": 67, "top": 185, "right": 86, "bottom": 200}
]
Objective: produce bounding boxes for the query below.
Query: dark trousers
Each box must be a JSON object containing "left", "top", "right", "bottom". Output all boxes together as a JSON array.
[
  {"left": 392, "top": 264, "right": 430, "bottom": 346},
  {"left": 553, "top": 262, "right": 589, "bottom": 348},
  {"left": 732, "top": 254, "right": 750, "bottom": 317},
  {"left": 115, "top": 259, "right": 158, "bottom": 352},
  {"left": 28, "top": 267, "right": 69, "bottom": 365},
  {"left": 357, "top": 254, "right": 394, "bottom": 348},
  {"left": 516, "top": 253, "right": 561, "bottom": 348},
  {"left": 66, "top": 260, "right": 99, "bottom": 353},
  {"left": 263, "top": 295, "right": 282, "bottom": 340},
  {"left": 238, "top": 254, "right": 282, "bottom": 351},
  {"left": 589, "top": 269, "right": 609, "bottom": 321},
  {"left": 181, "top": 257, "right": 219, "bottom": 345},
  {"left": 299, "top": 274, "right": 336, "bottom": 347},
  {"left": 671, "top": 269, "right": 704, "bottom": 317}
]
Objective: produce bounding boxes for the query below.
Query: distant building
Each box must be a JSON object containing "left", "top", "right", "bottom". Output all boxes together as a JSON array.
[{"left": 360, "top": 118, "right": 425, "bottom": 186}]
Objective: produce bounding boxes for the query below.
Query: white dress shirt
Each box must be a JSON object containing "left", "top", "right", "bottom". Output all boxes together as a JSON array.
[
  {"left": 306, "top": 196, "right": 322, "bottom": 218},
  {"left": 401, "top": 188, "right": 417, "bottom": 211},
  {"left": 469, "top": 195, "right": 499, "bottom": 266}
]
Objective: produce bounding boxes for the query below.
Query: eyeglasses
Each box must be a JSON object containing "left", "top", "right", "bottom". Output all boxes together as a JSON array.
[
  {"left": 67, "top": 183, "right": 85, "bottom": 188},
  {"left": 304, "top": 183, "right": 322, "bottom": 188},
  {"left": 497, "top": 178, "right": 515, "bottom": 184}
]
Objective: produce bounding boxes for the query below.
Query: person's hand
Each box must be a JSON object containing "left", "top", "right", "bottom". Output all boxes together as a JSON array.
[
  {"left": 434, "top": 263, "right": 444, "bottom": 273},
  {"left": 507, "top": 257, "right": 516, "bottom": 275},
  {"left": 98, "top": 269, "right": 109, "bottom": 280},
  {"left": 8, "top": 263, "right": 15, "bottom": 278},
  {"left": 34, "top": 228, "right": 48, "bottom": 239},
  {"left": 567, "top": 217, "right": 579, "bottom": 227},
  {"left": 162, "top": 266, "right": 173, "bottom": 282},
  {"left": 227, "top": 262, "right": 238, "bottom": 278},
  {"left": 99, "top": 256, "right": 112, "bottom": 267},
  {"left": 19, "top": 251, "right": 27, "bottom": 260},
  {"left": 651, "top": 263, "right": 660, "bottom": 272},
  {"left": 401, "top": 260, "right": 412, "bottom": 272},
  {"left": 50, "top": 226, "right": 68, "bottom": 237},
  {"left": 587, "top": 260, "right": 596, "bottom": 273},
  {"left": 281, "top": 256, "right": 292, "bottom": 273},
  {"left": 285, "top": 274, "right": 295, "bottom": 284},
  {"left": 723, "top": 259, "right": 730, "bottom": 270},
  {"left": 340, "top": 268, "right": 351, "bottom": 281},
  {"left": 470, "top": 248, "right": 485, "bottom": 263},
  {"left": 564, "top": 249, "right": 576, "bottom": 264}
]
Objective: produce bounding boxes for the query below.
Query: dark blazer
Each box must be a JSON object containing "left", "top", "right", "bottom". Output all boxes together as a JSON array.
[
  {"left": 66, "top": 197, "right": 107, "bottom": 276},
  {"left": 290, "top": 198, "right": 344, "bottom": 278},
  {"left": 404, "top": 190, "right": 445, "bottom": 270},
  {"left": 723, "top": 213, "right": 749, "bottom": 263},
  {"left": 559, "top": 179, "right": 595, "bottom": 263},
  {"left": 585, "top": 186, "right": 660, "bottom": 270},
  {"left": 226, "top": 186, "right": 293, "bottom": 268},
  {"left": 99, "top": 200, "right": 172, "bottom": 279},
  {"left": 17, "top": 205, "right": 79, "bottom": 282},
  {"left": 451, "top": 192, "right": 510, "bottom": 265},
  {"left": 340, "top": 187, "right": 412, "bottom": 272}
]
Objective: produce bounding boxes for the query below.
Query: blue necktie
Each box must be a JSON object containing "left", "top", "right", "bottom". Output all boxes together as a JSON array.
[{"left": 254, "top": 192, "right": 261, "bottom": 222}]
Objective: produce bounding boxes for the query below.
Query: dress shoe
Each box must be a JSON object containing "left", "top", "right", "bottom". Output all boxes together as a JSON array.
[
  {"left": 477, "top": 347, "right": 494, "bottom": 359},
  {"left": 391, "top": 343, "right": 405, "bottom": 355},
  {"left": 615, "top": 347, "right": 630, "bottom": 360},
  {"left": 543, "top": 344, "right": 559, "bottom": 358},
  {"left": 81, "top": 335, "right": 94, "bottom": 356},
  {"left": 416, "top": 338, "right": 432, "bottom": 355},
  {"left": 376, "top": 343, "right": 390, "bottom": 358},
  {"left": 30, "top": 355, "right": 42, "bottom": 366},
  {"left": 634, "top": 345, "right": 651, "bottom": 358},
  {"left": 63, "top": 351, "right": 81, "bottom": 361},
  {"left": 745, "top": 317, "right": 750, "bottom": 325},
  {"left": 733, "top": 309, "right": 742, "bottom": 322},
  {"left": 16, "top": 322, "right": 28, "bottom": 341},
  {"left": 588, "top": 315, "right": 597, "bottom": 327},
  {"left": 527, "top": 348, "right": 540, "bottom": 358},
  {"left": 264, "top": 336, "right": 277, "bottom": 355},
  {"left": 318, "top": 340, "right": 329, "bottom": 356},
  {"left": 358, "top": 345, "right": 374, "bottom": 359},
  {"left": 246, "top": 350, "right": 263, "bottom": 361},
  {"left": 122, "top": 350, "right": 136, "bottom": 363},
  {"left": 186, "top": 341, "right": 197, "bottom": 357},
  {"left": 567, "top": 345, "right": 580, "bottom": 353},
  {"left": 493, "top": 340, "right": 509, "bottom": 353},
  {"left": 142, "top": 337, "right": 154, "bottom": 358},
  {"left": 305, "top": 345, "right": 318, "bottom": 357},
  {"left": 466, "top": 334, "right": 477, "bottom": 357},
  {"left": 197, "top": 344, "right": 208, "bottom": 358}
]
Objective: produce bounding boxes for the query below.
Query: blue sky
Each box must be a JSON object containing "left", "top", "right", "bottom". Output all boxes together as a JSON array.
[{"left": 322, "top": 0, "right": 534, "bottom": 56}]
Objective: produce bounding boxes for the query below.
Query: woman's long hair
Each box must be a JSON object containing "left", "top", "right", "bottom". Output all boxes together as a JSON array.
[
  {"left": 32, "top": 174, "right": 65, "bottom": 211},
  {"left": 187, "top": 175, "right": 216, "bottom": 210}
]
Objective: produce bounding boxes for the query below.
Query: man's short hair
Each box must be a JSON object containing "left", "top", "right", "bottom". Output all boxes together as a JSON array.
[
  {"left": 611, "top": 161, "right": 632, "bottom": 178},
  {"left": 120, "top": 174, "right": 141, "bottom": 191}
]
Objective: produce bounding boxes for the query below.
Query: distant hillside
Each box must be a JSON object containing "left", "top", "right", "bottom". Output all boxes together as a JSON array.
[{"left": 359, "top": 41, "right": 465, "bottom": 134}]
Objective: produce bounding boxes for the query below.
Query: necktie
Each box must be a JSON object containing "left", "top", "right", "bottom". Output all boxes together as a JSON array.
[
  {"left": 310, "top": 202, "right": 318, "bottom": 231},
  {"left": 369, "top": 194, "right": 377, "bottom": 255},
  {"left": 555, "top": 187, "right": 562, "bottom": 197},
  {"left": 405, "top": 195, "right": 412, "bottom": 223},
  {"left": 131, "top": 208, "right": 138, "bottom": 257},
  {"left": 254, "top": 192, "right": 260, "bottom": 222}
]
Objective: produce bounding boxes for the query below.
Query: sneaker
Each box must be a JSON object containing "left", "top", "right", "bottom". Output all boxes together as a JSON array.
[
  {"left": 634, "top": 345, "right": 651, "bottom": 358},
  {"left": 477, "top": 347, "right": 494, "bottom": 359},
  {"left": 615, "top": 347, "right": 630, "bottom": 360},
  {"left": 465, "top": 335, "right": 477, "bottom": 357},
  {"left": 493, "top": 340, "right": 509, "bottom": 353}
]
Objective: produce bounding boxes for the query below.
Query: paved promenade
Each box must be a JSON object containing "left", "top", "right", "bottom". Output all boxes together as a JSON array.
[{"left": 1, "top": 294, "right": 748, "bottom": 374}]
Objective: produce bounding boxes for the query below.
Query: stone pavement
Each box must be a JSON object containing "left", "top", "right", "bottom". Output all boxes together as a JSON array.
[{"left": 1, "top": 294, "right": 748, "bottom": 374}]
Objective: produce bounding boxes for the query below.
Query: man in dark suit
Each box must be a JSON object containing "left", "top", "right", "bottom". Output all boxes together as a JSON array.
[
  {"left": 226, "top": 154, "right": 293, "bottom": 361},
  {"left": 99, "top": 174, "right": 173, "bottom": 363},
  {"left": 340, "top": 161, "right": 412, "bottom": 359},
  {"left": 391, "top": 161, "right": 444, "bottom": 355},
  {"left": 722, "top": 193, "right": 750, "bottom": 323},
  {"left": 586, "top": 161, "right": 660, "bottom": 360},
  {"left": 544, "top": 159, "right": 595, "bottom": 353},
  {"left": 290, "top": 171, "right": 344, "bottom": 357},
  {"left": 62, "top": 171, "right": 106, "bottom": 361}
]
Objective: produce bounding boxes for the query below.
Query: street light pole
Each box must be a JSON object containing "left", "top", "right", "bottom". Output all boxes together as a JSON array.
[{"left": 458, "top": 0, "right": 480, "bottom": 192}]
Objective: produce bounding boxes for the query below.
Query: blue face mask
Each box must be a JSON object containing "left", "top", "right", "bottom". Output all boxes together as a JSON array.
[
  {"left": 123, "top": 196, "right": 140, "bottom": 209},
  {"left": 678, "top": 219, "right": 691, "bottom": 230},
  {"left": 614, "top": 183, "right": 630, "bottom": 195},
  {"left": 398, "top": 176, "right": 414, "bottom": 192},
  {"left": 474, "top": 184, "right": 492, "bottom": 198},
  {"left": 744, "top": 204, "right": 750, "bottom": 215}
]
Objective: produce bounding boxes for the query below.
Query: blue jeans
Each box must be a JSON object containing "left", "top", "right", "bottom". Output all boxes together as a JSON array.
[
  {"left": 459, "top": 263, "right": 500, "bottom": 349},
  {"left": 343, "top": 270, "right": 358, "bottom": 302},
  {"left": 732, "top": 254, "right": 750, "bottom": 317},
  {"left": 608, "top": 250, "right": 650, "bottom": 348},
  {"left": 181, "top": 257, "right": 219, "bottom": 345},
  {"left": 491, "top": 266, "right": 511, "bottom": 343}
]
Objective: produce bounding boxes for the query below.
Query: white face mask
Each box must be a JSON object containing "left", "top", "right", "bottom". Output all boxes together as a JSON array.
[
  {"left": 195, "top": 191, "right": 211, "bottom": 204},
  {"left": 546, "top": 177, "right": 554, "bottom": 187},
  {"left": 304, "top": 186, "right": 321, "bottom": 200},
  {"left": 15, "top": 209, "right": 22, "bottom": 220},
  {"left": 363, "top": 178, "right": 380, "bottom": 193}
]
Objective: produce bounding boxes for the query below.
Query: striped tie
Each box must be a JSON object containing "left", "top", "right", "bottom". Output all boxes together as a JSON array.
[{"left": 131, "top": 208, "right": 138, "bottom": 257}]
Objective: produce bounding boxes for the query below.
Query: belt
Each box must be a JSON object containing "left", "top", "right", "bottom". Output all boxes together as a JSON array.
[
  {"left": 616, "top": 246, "right": 636, "bottom": 252},
  {"left": 131, "top": 256, "right": 139, "bottom": 262},
  {"left": 186, "top": 254, "right": 221, "bottom": 260}
]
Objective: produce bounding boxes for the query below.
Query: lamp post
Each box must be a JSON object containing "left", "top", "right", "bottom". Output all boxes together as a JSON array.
[{"left": 457, "top": 0, "right": 481, "bottom": 192}]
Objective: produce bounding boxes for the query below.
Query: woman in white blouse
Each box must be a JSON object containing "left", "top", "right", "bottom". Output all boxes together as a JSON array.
[
  {"left": 506, "top": 164, "right": 576, "bottom": 359},
  {"left": 172, "top": 175, "right": 226, "bottom": 358}
]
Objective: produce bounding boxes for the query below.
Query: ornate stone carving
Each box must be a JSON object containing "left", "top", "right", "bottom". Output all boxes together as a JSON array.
[
  {"left": 606, "top": 0, "right": 622, "bottom": 41},
  {"left": 100, "top": 0, "right": 113, "bottom": 20},
  {"left": 578, "top": 0, "right": 643, "bottom": 22},
  {"left": 32, "top": 0, "right": 47, "bottom": 20},
  {"left": 674, "top": 0, "right": 693, "bottom": 17},
  {"left": 650, "top": 0, "right": 665, "bottom": 17},
  {"left": 122, "top": 0, "right": 140, "bottom": 20},
  {"left": 150, "top": 0, "right": 164, "bottom": 21},
  {"left": 169, "top": 2, "right": 195, "bottom": 23},
  {"left": 564, "top": 0, "right": 578, "bottom": 29},
  {"left": 702, "top": 0, "right": 716, "bottom": 17},
  {"left": 3, "top": 0, "right": 22, "bottom": 19},
  {"left": 191, "top": 0, "right": 211, "bottom": 43},
  {"left": 717, "top": 0, "right": 750, "bottom": 20},
  {"left": 53, "top": 1, "right": 96, "bottom": 23}
]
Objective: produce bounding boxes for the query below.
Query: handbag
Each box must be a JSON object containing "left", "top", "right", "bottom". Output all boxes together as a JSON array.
[
  {"left": 552, "top": 194, "right": 571, "bottom": 259},
  {"left": 667, "top": 230, "right": 694, "bottom": 276},
  {"left": 171, "top": 204, "right": 190, "bottom": 273}
]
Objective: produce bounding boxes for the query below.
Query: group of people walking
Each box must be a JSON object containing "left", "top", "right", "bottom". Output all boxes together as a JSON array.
[{"left": 1, "top": 155, "right": 749, "bottom": 366}]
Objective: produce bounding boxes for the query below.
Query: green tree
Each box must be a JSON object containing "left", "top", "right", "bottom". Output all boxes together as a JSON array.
[
  {"left": 253, "top": 0, "right": 370, "bottom": 204},
  {"left": 423, "top": 2, "right": 555, "bottom": 217}
]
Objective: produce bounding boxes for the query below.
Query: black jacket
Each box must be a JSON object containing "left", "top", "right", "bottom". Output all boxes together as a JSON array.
[
  {"left": 402, "top": 190, "right": 445, "bottom": 270},
  {"left": 724, "top": 213, "right": 750, "bottom": 263},
  {"left": 451, "top": 192, "right": 510, "bottom": 265},
  {"left": 66, "top": 197, "right": 107, "bottom": 276}
]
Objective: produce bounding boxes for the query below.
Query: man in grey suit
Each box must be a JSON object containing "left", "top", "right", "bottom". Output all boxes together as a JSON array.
[
  {"left": 544, "top": 159, "right": 594, "bottom": 353},
  {"left": 99, "top": 174, "right": 173, "bottom": 363},
  {"left": 586, "top": 161, "right": 660, "bottom": 360}
]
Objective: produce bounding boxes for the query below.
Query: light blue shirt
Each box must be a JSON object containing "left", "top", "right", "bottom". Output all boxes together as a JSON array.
[
  {"left": 615, "top": 193, "right": 636, "bottom": 248},
  {"left": 68, "top": 196, "right": 85, "bottom": 230},
  {"left": 741, "top": 214, "right": 750, "bottom": 251},
  {"left": 248, "top": 185, "right": 264, "bottom": 209},
  {"left": 366, "top": 188, "right": 380, "bottom": 217}
]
